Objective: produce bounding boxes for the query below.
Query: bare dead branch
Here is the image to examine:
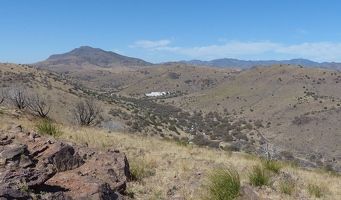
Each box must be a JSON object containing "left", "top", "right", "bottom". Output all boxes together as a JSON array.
[
  {"left": 73, "top": 99, "right": 102, "bottom": 126},
  {"left": 261, "top": 142, "right": 282, "bottom": 161},
  {"left": 7, "top": 84, "right": 31, "bottom": 110},
  {"left": 28, "top": 93, "right": 51, "bottom": 118}
]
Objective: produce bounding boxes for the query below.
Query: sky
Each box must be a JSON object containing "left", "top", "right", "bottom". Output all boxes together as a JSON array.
[{"left": 1, "top": 0, "right": 341, "bottom": 64}]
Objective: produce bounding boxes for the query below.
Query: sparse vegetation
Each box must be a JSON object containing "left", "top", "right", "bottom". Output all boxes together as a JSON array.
[
  {"left": 1, "top": 63, "right": 341, "bottom": 199},
  {"left": 307, "top": 183, "right": 327, "bottom": 198}
]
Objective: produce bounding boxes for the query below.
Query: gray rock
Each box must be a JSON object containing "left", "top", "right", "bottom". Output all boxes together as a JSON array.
[
  {"left": 0, "top": 185, "right": 31, "bottom": 199},
  {"left": 0, "top": 144, "right": 27, "bottom": 159}
]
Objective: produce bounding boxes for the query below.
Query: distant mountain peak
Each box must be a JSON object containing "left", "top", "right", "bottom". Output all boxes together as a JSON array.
[{"left": 41, "top": 46, "right": 153, "bottom": 68}]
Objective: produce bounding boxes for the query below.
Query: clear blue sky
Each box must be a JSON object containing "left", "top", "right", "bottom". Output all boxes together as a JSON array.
[{"left": 1, "top": 0, "right": 341, "bottom": 64}]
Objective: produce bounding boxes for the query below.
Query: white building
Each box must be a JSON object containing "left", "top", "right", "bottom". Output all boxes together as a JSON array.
[{"left": 145, "top": 92, "right": 168, "bottom": 97}]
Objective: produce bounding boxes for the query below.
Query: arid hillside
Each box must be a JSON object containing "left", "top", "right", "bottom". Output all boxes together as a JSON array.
[
  {"left": 2, "top": 61, "right": 341, "bottom": 174},
  {"left": 0, "top": 106, "right": 340, "bottom": 199},
  {"left": 172, "top": 65, "right": 341, "bottom": 171}
]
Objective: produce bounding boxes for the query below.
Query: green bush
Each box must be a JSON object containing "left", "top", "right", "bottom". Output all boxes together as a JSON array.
[
  {"left": 36, "top": 119, "right": 60, "bottom": 137},
  {"left": 262, "top": 159, "right": 282, "bottom": 174},
  {"left": 248, "top": 165, "right": 270, "bottom": 186},
  {"left": 307, "top": 183, "right": 326, "bottom": 198},
  {"left": 203, "top": 168, "right": 240, "bottom": 200}
]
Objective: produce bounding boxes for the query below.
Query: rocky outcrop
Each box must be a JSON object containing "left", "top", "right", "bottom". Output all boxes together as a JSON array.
[{"left": 0, "top": 125, "right": 130, "bottom": 200}]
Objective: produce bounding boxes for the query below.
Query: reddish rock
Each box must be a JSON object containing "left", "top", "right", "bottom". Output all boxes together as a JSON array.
[
  {"left": 45, "top": 172, "right": 124, "bottom": 200},
  {"left": 0, "top": 125, "right": 130, "bottom": 199}
]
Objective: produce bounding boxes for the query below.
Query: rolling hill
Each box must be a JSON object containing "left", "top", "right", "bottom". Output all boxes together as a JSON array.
[
  {"left": 1, "top": 61, "right": 341, "bottom": 199},
  {"left": 24, "top": 47, "right": 341, "bottom": 173},
  {"left": 170, "top": 65, "right": 341, "bottom": 171}
]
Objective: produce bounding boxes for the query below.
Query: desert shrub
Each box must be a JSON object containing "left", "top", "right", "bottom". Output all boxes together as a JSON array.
[
  {"left": 228, "top": 143, "right": 241, "bottom": 152},
  {"left": 279, "top": 181, "right": 294, "bottom": 195},
  {"left": 207, "top": 141, "right": 220, "bottom": 148},
  {"left": 262, "top": 159, "right": 282, "bottom": 174},
  {"left": 245, "top": 123, "right": 253, "bottom": 130},
  {"left": 307, "top": 183, "right": 326, "bottom": 198},
  {"left": 203, "top": 168, "right": 240, "bottom": 200},
  {"left": 254, "top": 120, "right": 263, "bottom": 128},
  {"left": 36, "top": 119, "right": 60, "bottom": 137},
  {"left": 322, "top": 164, "right": 335, "bottom": 173},
  {"left": 234, "top": 133, "right": 248, "bottom": 141},
  {"left": 292, "top": 116, "right": 312, "bottom": 126},
  {"left": 168, "top": 72, "right": 180, "bottom": 79},
  {"left": 280, "top": 151, "right": 294, "bottom": 160},
  {"left": 248, "top": 165, "right": 270, "bottom": 186},
  {"left": 173, "top": 136, "right": 188, "bottom": 146},
  {"left": 192, "top": 134, "right": 209, "bottom": 146},
  {"left": 309, "top": 154, "right": 316, "bottom": 162},
  {"left": 168, "top": 125, "right": 180, "bottom": 135}
]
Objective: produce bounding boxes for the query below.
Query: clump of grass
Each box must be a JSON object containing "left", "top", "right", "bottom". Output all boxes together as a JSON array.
[
  {"left": 129, "top": 158, "right": 156, "bottom": 183},
  {"left": 262, "top": 159, "right": 282, "bottom": 174},
  {"left": 203, "top": 168, "right": 241, "bottom": 200},
  {"left": 279, "top": 180, "right": 294, "bottom": 195},
  {"left": 307, "top": 183, "right": 326, "bottom": 198},
  {"left": 248, "top": 165, "right": 270, "bottom": 186},
  {"left": 19, "top": 181, "right": 30, "bottom": 193},
  {"left": 129, "top": 161, "right": 147, "bottom": 182},
  {"left": 36, "top": 119, "right": 60, "bottom": 137}
]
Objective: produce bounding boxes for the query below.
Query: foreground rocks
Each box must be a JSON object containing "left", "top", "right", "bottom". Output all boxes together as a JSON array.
[{"left": 0, "top": 125, "right": 130, "bottom": 200}]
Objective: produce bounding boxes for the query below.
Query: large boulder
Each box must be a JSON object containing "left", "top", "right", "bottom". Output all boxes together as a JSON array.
[{"left": 0, "top": 125, "right": 130, "bottom": 200}]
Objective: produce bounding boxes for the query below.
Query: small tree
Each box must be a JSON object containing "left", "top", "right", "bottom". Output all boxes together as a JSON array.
[
  {"left": 7, "top": 84, "right": 31, "bottom": 110},
  {"left": 73, "top": 99, "right": 101, "bottom": 126},
  {"left": 28, "top": 93, "right": 51, "bottom": 118}
]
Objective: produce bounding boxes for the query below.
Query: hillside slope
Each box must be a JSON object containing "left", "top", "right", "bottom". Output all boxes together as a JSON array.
[
  {"left": 0, "top": 108, "right": 340, "bottom": 199},
  {"left": 173, "top": 65, "right": 341, "bottom": 171},
  {"left": 2, "top": 62, "right": 340, "bottom": 173}
]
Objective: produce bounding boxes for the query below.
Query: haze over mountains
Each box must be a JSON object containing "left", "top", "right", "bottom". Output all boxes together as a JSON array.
[
  {"left": 33, "top": 46, "right": 341, "bottom": 70},
  {"left": 180, "top": 58, "right": 341, "bottom": 70}
]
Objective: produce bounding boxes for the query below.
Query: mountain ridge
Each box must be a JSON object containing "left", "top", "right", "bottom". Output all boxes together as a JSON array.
[
  {"left": 179, "top": 58, "right": 341, "bottom": 69},
  {"left": 33, "top": 46, "right": 341, "bottom": 70}
]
